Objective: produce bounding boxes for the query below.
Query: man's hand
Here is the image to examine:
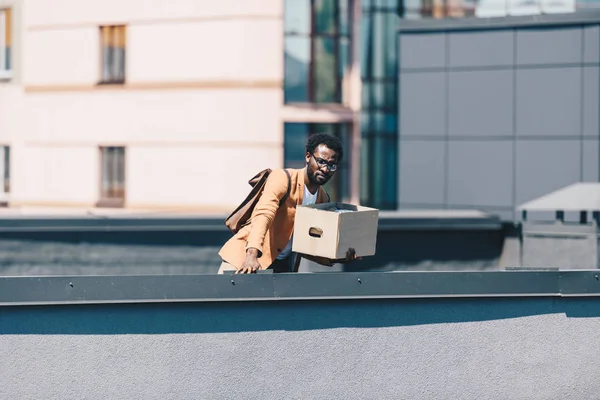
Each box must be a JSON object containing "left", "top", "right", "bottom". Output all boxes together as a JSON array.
[
  {"left": 333, "top": 248, "right": 362, "bottom": 264},
  {"left": 236, "top": 248, "right": 261, "bottom": 274},
  {"left": 299, "top": 248, "right": 362, "bottom": 267}
]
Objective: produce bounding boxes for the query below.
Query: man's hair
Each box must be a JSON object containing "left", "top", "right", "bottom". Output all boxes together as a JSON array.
[{"left": 305, "top": 133, "right": 344, "bottom": 162}]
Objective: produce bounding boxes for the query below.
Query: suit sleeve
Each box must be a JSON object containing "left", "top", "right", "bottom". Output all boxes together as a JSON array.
[{"left": 245, "top": 169, "right": 289, "bottom": 256}]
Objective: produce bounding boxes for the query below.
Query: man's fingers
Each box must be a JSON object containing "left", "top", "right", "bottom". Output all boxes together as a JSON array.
[
  {"left": 346, "top": 248, "right": 356, "bottom": 259},
  {"left": 234, "top": 265, "right": 260, "bottom": 274}
]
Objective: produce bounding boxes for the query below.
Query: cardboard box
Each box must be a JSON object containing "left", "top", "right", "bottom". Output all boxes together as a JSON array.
[{"left": 292, "top": 202, "right": 379, "bottom": 259}]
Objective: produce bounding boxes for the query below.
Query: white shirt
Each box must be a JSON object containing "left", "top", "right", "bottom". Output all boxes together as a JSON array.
[{"left": 276, "top": 185, "right": 318, "bottom": 260}]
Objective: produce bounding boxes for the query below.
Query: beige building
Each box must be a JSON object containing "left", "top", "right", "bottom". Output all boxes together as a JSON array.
[{"left": 0, "top": 0, "right": 362, "bottom": 213}]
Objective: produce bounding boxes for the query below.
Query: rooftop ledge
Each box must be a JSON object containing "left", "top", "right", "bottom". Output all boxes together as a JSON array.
[{"left": 2, "top": 270, "right": 600, "bottom": 307}]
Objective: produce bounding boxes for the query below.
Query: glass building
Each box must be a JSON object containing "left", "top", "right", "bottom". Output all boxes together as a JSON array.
[
  {"left": 284, "top": 0, "right": 400, "bottom": 210},
  {"left": 360, "top": 0, "right": 400, "bottom": 210}
]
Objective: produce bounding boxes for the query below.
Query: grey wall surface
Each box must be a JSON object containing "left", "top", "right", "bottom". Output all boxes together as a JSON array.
[
  {"left": 2, "top": 297, "right": 600, "bottom": 399},
  {"left": 398, "top": 18, "right": 600, "bottom": 221}
]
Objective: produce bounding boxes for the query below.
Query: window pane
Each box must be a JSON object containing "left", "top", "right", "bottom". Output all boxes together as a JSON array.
[
  {"left": 362, "top": 83, "right": 371, "bottom": 109},
  {"left": 403, "top": 0, "right": 423, "bottom": 18},
  {"left": 0, "top": 11, "right": 6, "bottom": 71},
  {"left": 339, "top": 37, "right": 350, "bottom": 78},
  {"left": 385, "top": 81, "right": 397, "bottom": 109},
  {"left": 285, "top": 0, "right": 311, "bottom": 34},
  {"left": 116, "top": 27, "right": 126, "bottom": 81},
  {"left": 4, "top": 146, "right": 9, "bottom": 193},
  {"left": 338, "top": 123, "right": 351, "bottom": 201},
  {"left": 385, "top": 113, "right": 397, "bottom": 133},
  {"left": 4, "top": 9, "right": 10, "bottom": 71},
  {"left": 110, "top": 148, "right": 119, "bottom": 197},
  {"left": 0, "top": 146, "right": 8, "bottom": 193},
  {"left": 361, "top": 111, "right": 371, "bottom": 132},
  {"left": 313, "top": 37, "right": 337, "bottom": 102},
  {"left": 384, "top": 13, "right": 398, "bottom": 78},
  {"left": 112, "top": 29, "right": 125, "bottom": 81},
  {"left": 359, "top": 137, "right": 370, "bottom": 204},
  {"left": 284, "top": 37, "right": 310, "bottom": 102},
  {"left": 100, "top": 147, "right": 126, "bottom": 199},
  {"left": 376, "top": 0, "right": 399, "bottom": 7},
  {"left": 371, "top": 13, "right": 385, "bottom": 78},
  {"left": 339, "top": 0, "right": 350, "bottom": 36},
  {"left": 284, "top": 123, "right": 309, "bottom": 169},
  {"left": 372, "top": 111, "right": 385, "bottom": 131},
  {"left": 360, "top": 14, "right": 372, "bottom": 79},
  {"left": 101, "top": 148, "right": 110, "bottom": 196},
  {"left": 118, "top": 148, "right": 126, "bottom": 196},
  {"left": 384, "top": 136, "right": 398, "bottom": 205},
  {"left": 370, "top": 82, "right": 385, "bottom": 108},
  {"left": 100, "top": 27, "right": 113, "bottom": 82},
  {"left": 372, "top": 135, "right": 385, "bottom": 206},
  {"left": 315, "top": 0, "right": 336, "bottom": 34}
]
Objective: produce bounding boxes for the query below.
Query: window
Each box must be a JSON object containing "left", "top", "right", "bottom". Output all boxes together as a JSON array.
[
  {"left": 0, "top": 8, "right": 11, "bottom": 78},
  {"left": 284, "top": 123, "right": 351, "bottom": 202},
  {"left": 0, "top": 146, "right": 9, "bottom": 194},
  {"left": 284, "top": 0, "right": 352, "bottom": 103},
  {"left": 361, "top": 1, "right": 399, "bottom": 210},
  {"left": 100, "top": 25, "right": 126, "bottom": 84},
  {"left": 99, "top": 147, "right": 126, "bottom": 207}
]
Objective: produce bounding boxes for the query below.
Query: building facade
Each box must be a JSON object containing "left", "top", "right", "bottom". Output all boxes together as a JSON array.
[
  {"left": 0, "top": 0, "right": 597, "bottom": 218},
  {"left": 397, "top": 12, "right": 600, "bottom": 221},
  {"left": 0, "top": 0, "right": 364, "bottom": 213}
]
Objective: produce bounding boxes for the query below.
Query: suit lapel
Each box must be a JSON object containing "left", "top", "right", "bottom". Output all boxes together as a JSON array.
[{"left": 317, "top": 187, "right": 329, "bottom": 204}]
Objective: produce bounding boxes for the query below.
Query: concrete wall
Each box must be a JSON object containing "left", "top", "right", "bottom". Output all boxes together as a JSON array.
[
  {"left": 398, "top": 18, "right": 600, "bottom": 221},
  {"left": 0, "top": 0, "right": 284, "bottom": 211},
  {"left": 2, "top": 296, "right": 600, "bottom": 399}
]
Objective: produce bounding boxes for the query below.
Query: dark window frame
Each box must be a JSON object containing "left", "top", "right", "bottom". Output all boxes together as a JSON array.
[
  {"left": 98, "top": 146, "right": 126, "bottom": 208},
  {"left": 0, "top": 8, "right": 11, "bottom": 74},
  {"left": 3, "top": 145, "right": 9, "bottom": 194},
  {"left": 360, "top": 3, "right": 400, "bottom": 210},
  {"left": 99, "top": 25, "right": 126, "bottom": 85},
  {"left": 284, "top": 0, "right": 353, "bottom": 104}
]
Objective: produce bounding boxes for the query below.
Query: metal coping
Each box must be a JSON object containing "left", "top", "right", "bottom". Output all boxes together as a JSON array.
[
  {"left": 0, "top": 215, "right": 502, "bottom": 232},
  {"left": 1, "top": 270, "right": 599, "bottom": 306},
  {"left": 397, "top": 10, "right": 600, "bottom": 33}
]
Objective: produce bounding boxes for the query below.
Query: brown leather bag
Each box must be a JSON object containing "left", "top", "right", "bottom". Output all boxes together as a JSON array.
[{"left": 225, "top": 168, "right": 291, "bottom": 234}]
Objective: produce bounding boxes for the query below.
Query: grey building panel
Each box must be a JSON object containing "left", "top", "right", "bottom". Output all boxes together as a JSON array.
[
  {"left": 399, "top": 33, "right": 446, "bottom": 69},
  {"left": 516, "top": 68, "right": 581, "bottom": 137},
  {"left": 516, "top": 27, "right": 583, "bottom": 65},
  {"left": 448, "top": 70, "right": 513, "bottom": 136},
  {"left": 583, "top": 140, "right": 599, "bottom": 182},
  {"left": 448, "top": 30, "right": 514, "bottom": 68},
  {"left": 397, "top": 10, "right": 600, "bottom": 32},
  {"left": 399, "top": 72, "right": 446, "bottom": 136},
  {"left": 515, "top": 140, "right": 581, "bottom": 205},
  {"left": 447, "top": 141, "right": 514, "bottom": 207},
  {"left": 583, "top": 25, "right": 600, "bottom": 64},
  {"left": 583, "top": 67, "right": 599, "bottom": 136},
  {"left": 399, "top": 141, "right": 446, "bottom": 204}
]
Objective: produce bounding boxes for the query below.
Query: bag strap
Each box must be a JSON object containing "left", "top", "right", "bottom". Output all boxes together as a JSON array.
[{"left": 279, "top": 169, "right": 291, "bottom": 206}]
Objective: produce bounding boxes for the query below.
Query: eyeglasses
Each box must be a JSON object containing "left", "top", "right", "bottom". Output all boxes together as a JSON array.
[{"left": 311, "top": 154, "right": 338, "bottom": 172}]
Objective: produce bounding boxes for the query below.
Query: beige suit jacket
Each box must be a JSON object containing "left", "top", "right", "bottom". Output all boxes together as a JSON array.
[{"left": 218, "top": 167, "right": 330, "bottom": 270}]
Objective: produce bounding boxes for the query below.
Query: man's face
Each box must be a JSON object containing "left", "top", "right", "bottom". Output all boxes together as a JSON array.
[{"left": 305, "top": 144, "right": 338, "bottom": 186}]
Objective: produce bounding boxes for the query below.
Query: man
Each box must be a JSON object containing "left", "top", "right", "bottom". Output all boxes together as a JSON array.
[{"left": 218, "top": 132, "right": 359, "bottom": 274}]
